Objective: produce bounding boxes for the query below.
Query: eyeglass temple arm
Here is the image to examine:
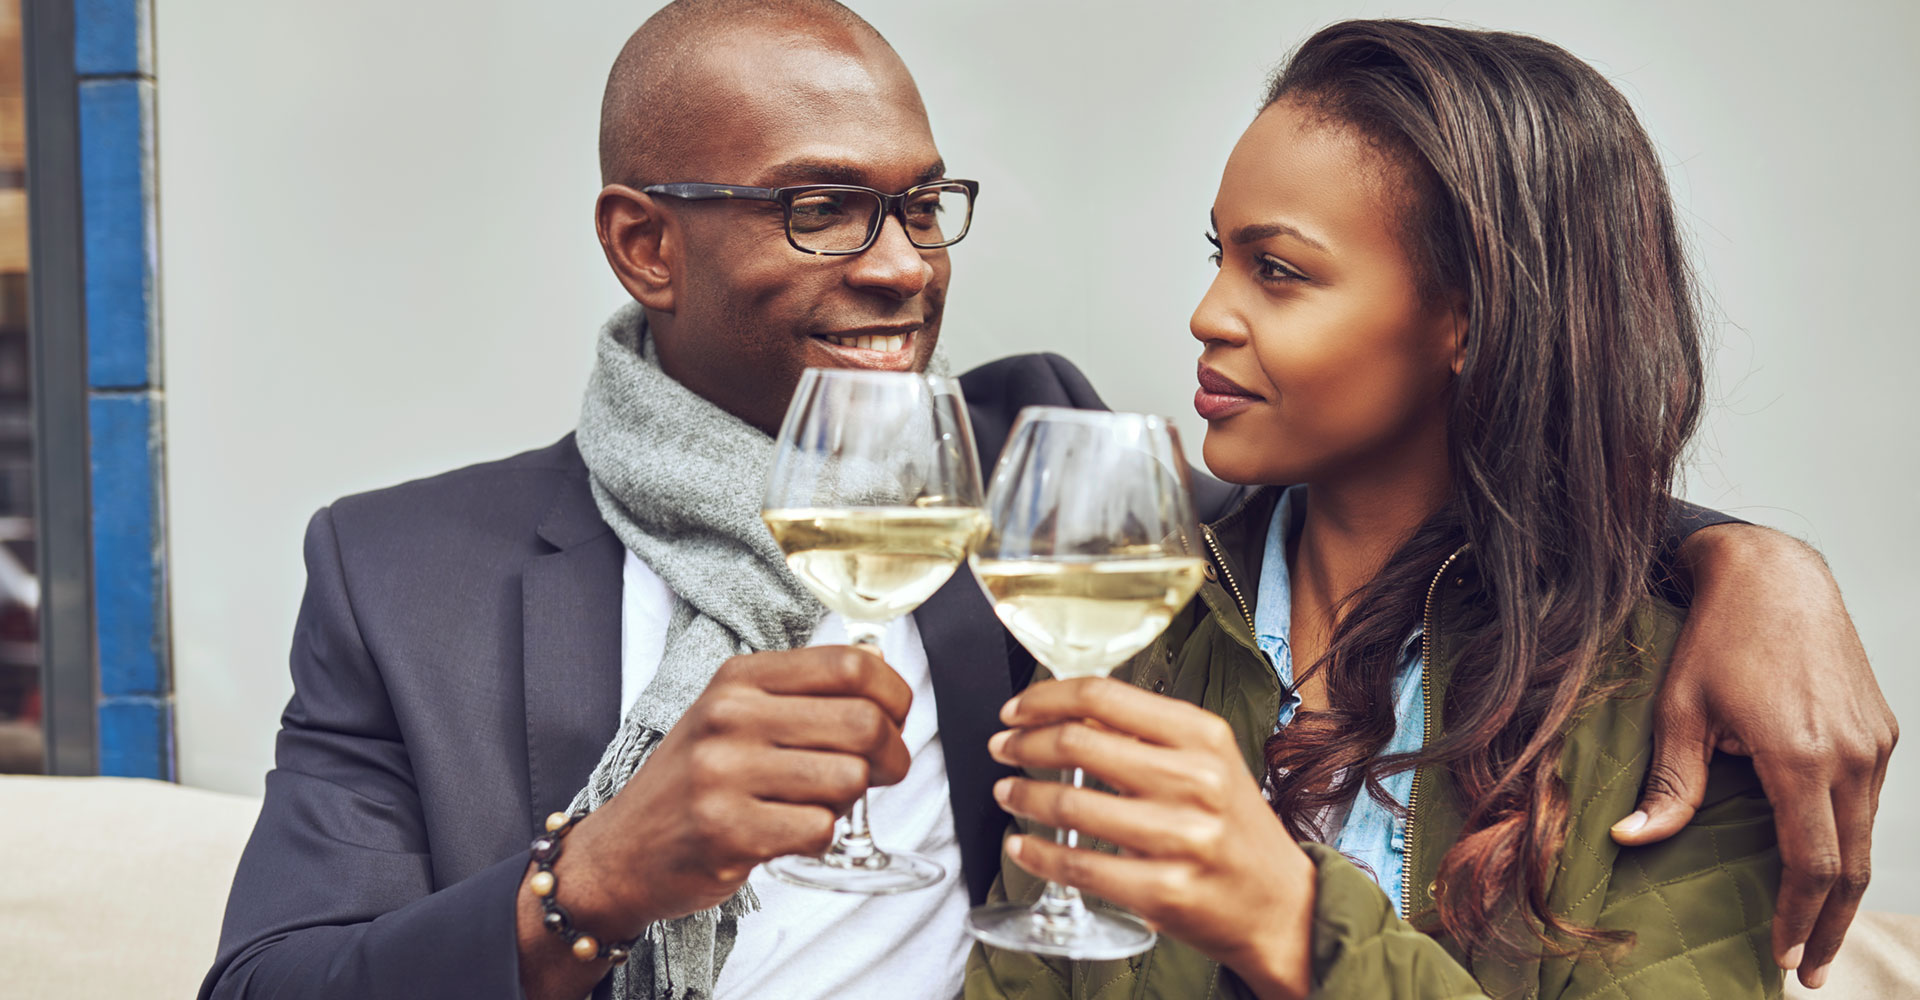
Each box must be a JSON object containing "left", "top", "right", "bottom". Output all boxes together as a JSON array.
[{"left": 638, "top": 183, "right": 783, "bottom": 202}]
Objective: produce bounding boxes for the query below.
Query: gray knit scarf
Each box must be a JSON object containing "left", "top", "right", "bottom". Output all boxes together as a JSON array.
[{"left": 569, "top": 303, "right": 945, "bottom": 999}]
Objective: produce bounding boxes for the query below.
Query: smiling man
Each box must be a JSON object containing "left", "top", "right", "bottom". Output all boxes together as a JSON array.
[{"left": 201, "top": 3, "right": 1893, "bottom": 1000}]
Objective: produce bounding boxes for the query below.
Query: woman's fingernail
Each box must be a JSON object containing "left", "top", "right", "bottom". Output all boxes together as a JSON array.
[
  {"left": 1611, "top": 810, "right": 1648, "bottom": 836},
  {"left": 1804, "top": 963, "right": 1830, "bottom": 989},
  {"left": 1005, "top": 835, "right": 1025, "bottom": 861},
  {"left": 1781, "top": 943, "right": 1805, "bottom": 969},
  {"left": 988, "top": 731, "right": 1010, "bottom": 758},
  {"left": 999, "top": 696, "right": 1021, "bottom": 724},
  {"left": 993, "top": 777, "right": 1013, "bottom": 805}
]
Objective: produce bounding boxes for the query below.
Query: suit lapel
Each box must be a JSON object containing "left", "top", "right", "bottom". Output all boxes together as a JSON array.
[
  {"left": 522, "top": 461, "right": 625, "bottom": 829},
  {"left": 917, "top": 560, "right": 1015, "bottom": 906}
]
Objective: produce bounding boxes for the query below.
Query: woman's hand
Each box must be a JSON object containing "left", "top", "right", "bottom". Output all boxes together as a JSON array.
[{"left": 988, "top": 677, "right": 1316, "bottom": 1000}]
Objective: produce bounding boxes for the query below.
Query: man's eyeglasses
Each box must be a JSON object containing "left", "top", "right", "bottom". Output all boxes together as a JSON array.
[{"left": 640, "top": 179, "right": 979, "bottom": 255}]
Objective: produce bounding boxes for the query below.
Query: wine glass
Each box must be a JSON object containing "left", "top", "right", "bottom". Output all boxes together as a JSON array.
[
  {"left": 760, "top": 367, "right": 986, "bottom": 893},
  {"left": 966, "top": 407, "right": 1206, "bottom": 958}
]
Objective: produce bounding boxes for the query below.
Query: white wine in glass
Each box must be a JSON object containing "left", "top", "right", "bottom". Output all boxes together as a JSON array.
[
  {"left": 760, "top": 367, "right": 985, "bottom": 894},
  {"left": 967, "top": 406, "right": 1205, "bottom": 959}
]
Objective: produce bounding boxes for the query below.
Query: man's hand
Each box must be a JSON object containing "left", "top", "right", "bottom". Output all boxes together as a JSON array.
[
  {"left": 518, "top": 645, "right": 912, "bottom": 999},
  {"left": 1611, "top": 525, "right": 1897, "bottom": 991}
]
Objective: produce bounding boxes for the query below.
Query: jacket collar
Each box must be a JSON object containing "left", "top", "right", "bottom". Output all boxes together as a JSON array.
[{"left": 522, "top": 436, "right": 624, "bottom": 824}]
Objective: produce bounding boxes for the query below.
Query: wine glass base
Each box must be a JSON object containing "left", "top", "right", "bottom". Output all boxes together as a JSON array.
[
  {"left": 766, "top": 849, "right": 947, "bottom": 895},
  {"left": 964, "top": 901, "right": 1158, "bottom": 959}
]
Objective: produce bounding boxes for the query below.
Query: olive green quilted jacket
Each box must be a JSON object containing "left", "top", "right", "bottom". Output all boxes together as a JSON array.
[{"left": 965, "top": 489, "right": 1782, "bottom": 1000}]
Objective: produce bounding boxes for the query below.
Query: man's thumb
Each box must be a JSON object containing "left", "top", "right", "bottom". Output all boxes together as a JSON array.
[{"left": 1614, "top": 726, "right": 1712, "bottom": 845}]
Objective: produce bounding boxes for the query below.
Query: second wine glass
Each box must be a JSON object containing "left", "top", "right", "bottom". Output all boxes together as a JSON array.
[
  {"left": 760, "top": 367, "right": 985, "bottom": 894},
  {"left": 967, "top": 406, "right": 1207, "bottom": 958}
]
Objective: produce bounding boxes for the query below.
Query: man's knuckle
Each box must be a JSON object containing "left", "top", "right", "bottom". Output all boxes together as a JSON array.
[
  {"left": 1838, "top": 867, "right": 1872, "bottom": 898},
  {"left": 835, "top": 651, "right": 869, "bottom": 686},
  {"left": 1788, "top": 853, "right": 1844, "bottom": 886}
]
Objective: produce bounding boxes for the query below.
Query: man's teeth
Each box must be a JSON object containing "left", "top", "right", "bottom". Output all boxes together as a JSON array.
[{"left": 821, "top": 333, "right": 908, "bottom": 352}]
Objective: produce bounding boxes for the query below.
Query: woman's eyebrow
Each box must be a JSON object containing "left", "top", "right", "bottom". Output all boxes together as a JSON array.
[{"left": 1230, "top": 221, "right": 1327, "bottom": 251}]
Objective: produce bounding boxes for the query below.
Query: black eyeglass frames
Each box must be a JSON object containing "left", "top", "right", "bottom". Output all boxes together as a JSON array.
[{"left": 639, "top": 179, "right": 979, "bottom": 255}]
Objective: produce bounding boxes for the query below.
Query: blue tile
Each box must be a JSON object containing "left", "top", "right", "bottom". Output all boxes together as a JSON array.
[
  {"left": 98, "top": 696, "right": 174, "bottom": 779},
  {"left": 89, "top": 393, "right": 169, "bottom": 698},
  {"left": 79, "top": 78, "right": 158, "bottom": 390},
  {"left": 75, "top": 0, "right": 152, "bottom": 78}
]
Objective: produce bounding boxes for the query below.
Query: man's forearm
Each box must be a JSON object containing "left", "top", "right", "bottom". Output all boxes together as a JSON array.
[{"left": 1674, "top": 521, "right": 1833, "bottom": 606}]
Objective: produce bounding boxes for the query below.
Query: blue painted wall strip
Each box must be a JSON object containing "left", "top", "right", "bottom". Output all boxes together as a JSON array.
[
  {"left": 98, "top": 697, "right": 174, "bottom": 780},
  {"left": 74, "top": 0, "right": 152, "bottom": 78},
  {"left": 78, "top": 78, "right": 157, "bottom": 390},
  {"left": 79, "top": 0, "right": 171, "bottom": 780},
  {"left": 88, "top": 392, "right": 167, "bottom": 699}
]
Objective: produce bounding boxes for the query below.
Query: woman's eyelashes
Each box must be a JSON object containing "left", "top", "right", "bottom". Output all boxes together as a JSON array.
[{"left": 1205, "top": 231, "right": 1307, "bottom": 284}]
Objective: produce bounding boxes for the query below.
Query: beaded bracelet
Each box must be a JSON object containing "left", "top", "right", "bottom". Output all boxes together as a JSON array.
[{"left": 528, "top": 809, "right": 643, "bottom": 965}]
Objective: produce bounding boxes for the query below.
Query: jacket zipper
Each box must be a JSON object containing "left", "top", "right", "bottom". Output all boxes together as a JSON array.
[
  {"left": 1402, "top": 542, "right": 1470, "bottom": 917},
  {"left": 1202, "top": 525, "right": 1254, "bottom": 633}
]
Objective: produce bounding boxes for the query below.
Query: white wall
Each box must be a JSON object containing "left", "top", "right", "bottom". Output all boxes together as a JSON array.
[{"left": 157, "top": 0, "right": 1920, "bottom": 913}]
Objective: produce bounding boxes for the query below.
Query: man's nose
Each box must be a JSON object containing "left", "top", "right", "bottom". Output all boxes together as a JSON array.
[{"left": 845, "top": 213, "right": 934, "bottom": 299}]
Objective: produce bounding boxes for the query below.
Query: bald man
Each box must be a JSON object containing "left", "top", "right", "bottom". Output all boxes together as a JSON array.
[{"left": 201, "top": 3, "right": 1892, "bottom": 999}]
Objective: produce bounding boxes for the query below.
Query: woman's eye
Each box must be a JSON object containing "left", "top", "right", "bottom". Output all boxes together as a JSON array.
[
  {"left": 1256, "top": 255, "right": 1303, "bottom": 282},
  {"left": 1204, "top": 231, "right": 1222, "bottom": 266}
]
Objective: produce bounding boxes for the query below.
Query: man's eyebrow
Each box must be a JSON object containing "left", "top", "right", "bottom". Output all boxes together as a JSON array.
[
  {"left": 1230, "top": 220, "right": 1327, "bottom": 252},
  {"left": 756, "top": 159, "right": 949, "bottom": 190}
]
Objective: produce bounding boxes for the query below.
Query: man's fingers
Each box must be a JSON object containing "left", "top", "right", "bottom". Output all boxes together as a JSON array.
[
  {"left": 732, "top": 646, "right": 914, "bottom": 723},
  {"left": 1616, "top": 705, "right": 1713, "bottom": 846},
  {"left": 745, "top": 694, "right": 908, "bottom": 768},
  {"left": 1002, "top": 677, "right": 1237, "bottom": 752},
  {"left": 1794, "top": 784, "right": 1875, "bottom": 988},
  {"left": 1756, "top": 756, "right": 1843, "bottom": 970},
  {"left": 736, "top": 747, "right": 874, "bottom": 812},
  {"left": 994, "top": 776, "right": 1222, "bottom": 859}
]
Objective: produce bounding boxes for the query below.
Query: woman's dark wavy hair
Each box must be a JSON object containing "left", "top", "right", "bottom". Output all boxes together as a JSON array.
[{"left": 1258, "top": 20, "right": 1706, "bottom": 961}]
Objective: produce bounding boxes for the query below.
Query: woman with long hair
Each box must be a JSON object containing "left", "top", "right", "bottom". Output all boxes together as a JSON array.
[{"left": 969, "top": 20, "right": 1780, "bottom": 999}]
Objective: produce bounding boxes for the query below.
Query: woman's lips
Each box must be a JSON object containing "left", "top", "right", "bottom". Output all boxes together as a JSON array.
[{"left": 1195, "top": 364, "right": 1262, "bottom": 421}]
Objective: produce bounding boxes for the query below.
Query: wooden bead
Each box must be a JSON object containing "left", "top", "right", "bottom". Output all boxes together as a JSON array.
[
  {"left": 529, "top": 871, "right": 555, "bottom": 897},
  {"left": 545, "top": 812, "right": 571, "bottom": 833},
  {"left": 571, "top": 934, "right": 600, "bottom": 961}
]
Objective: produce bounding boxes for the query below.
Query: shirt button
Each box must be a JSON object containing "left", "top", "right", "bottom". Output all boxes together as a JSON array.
[
  {"left": 1152, "top": 679, "right": 1167, "bottom": 693},
  {"left": 1203, "top": 563, "right": 1219, "bottom": 582}
]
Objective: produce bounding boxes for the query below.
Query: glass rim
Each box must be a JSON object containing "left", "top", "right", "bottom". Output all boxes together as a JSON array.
[
  {"left": 1010, "top": 405, "right": 1178, "bottom": 430},
  {"left": 796, "top": 366, "right": 963, "bottom": 390}
]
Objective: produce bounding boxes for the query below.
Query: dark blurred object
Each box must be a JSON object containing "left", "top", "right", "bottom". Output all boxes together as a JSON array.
[{"left": 0, "top": 0, "right": 38, "bottom": 775}]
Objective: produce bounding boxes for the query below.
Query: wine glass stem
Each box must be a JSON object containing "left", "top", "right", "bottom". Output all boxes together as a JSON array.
[
  {"left": 1032, "top": 766, "right": 1089, "bottom": 936},
  {"left": 829, "top": 624, "right": 891, "bottom": 869}
]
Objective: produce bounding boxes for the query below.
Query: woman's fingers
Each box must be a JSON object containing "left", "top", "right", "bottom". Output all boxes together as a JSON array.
[
  {"left": 988, "top": 720, "right": 1230, "bottom": 801},
  {"left": 1003, "top": 831, "right": 1181, "bottom": 918},
  {"left": 993, "top": 775, "right": 1228, "bottom": 859},
  {"left": 1001, "top": 677, "right": 1239, "bottom": 753}
]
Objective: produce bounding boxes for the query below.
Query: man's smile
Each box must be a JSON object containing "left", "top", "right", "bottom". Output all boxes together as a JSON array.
[{"left": 809, "top": 325, "right": 922, "bottom": 370}]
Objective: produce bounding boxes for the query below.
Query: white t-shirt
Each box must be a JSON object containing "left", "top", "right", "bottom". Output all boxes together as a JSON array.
[{"left": 620, "top": 551, "right": 971, "bottom": 1000}]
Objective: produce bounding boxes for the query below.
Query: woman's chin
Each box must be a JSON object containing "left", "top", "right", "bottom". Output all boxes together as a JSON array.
[{"left": 1200, "top": 431, "right": 1294, "bottom": 488}]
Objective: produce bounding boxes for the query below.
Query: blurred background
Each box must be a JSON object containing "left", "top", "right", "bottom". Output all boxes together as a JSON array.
[{"left": 8, "top": 0, "right": 1916, "bottom": 916}]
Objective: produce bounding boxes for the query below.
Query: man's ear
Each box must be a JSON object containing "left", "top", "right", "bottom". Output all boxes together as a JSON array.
[{"left": 596, "top": 185, "right": 677, "bottom": 312}]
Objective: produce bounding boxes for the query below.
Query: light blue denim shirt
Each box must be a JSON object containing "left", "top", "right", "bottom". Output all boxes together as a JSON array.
[{"left": 1253, "top": 486, "right": 1426, "bottom": 914}]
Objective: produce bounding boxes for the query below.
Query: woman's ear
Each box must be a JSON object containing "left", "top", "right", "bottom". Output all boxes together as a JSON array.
[
  {"left": 1444, "top": 291, "right": 1469, "bottom": 376},
  {"left": 596, "top": 185, "right": 677, "bottom": 313}
]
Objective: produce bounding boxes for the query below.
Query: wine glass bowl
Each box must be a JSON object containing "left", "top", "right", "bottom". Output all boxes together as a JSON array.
[
  {"left": 966, "top": 407, "right": 1205, "bottom": 958},
  {"left": 759, "top": 367, "right": 984, "bottom": 894}
]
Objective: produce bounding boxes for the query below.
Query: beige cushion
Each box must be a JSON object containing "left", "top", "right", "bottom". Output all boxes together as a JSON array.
[
  {"left": 0, "top": 776, "right": 260, "bottom": 999},
  {"left": 1782, "top": 910, "right": 1920, "bottom": 1000}
]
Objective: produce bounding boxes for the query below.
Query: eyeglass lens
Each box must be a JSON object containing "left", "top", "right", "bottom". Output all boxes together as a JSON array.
[{"left": 787, "top": 185, "right": 971, "bottom": 253}]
